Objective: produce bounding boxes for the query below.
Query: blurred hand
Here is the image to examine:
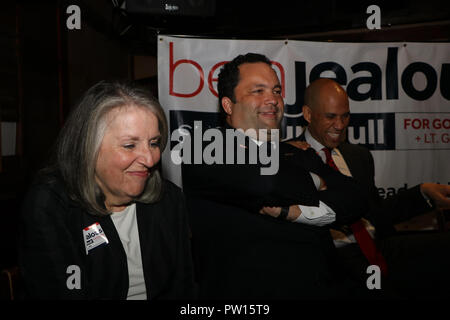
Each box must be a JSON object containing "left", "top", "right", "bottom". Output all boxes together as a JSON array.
[
  {"left": 420, "top": 183, "right": 450, "bottom": 210},
  {"left": 259, "top": 206, "right": 281, "bottom": 218},
  {"left": 286, "top": 140, "right": 311, "bottom": 151}
]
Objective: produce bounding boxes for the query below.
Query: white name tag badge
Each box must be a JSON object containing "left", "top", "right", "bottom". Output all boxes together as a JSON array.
[{"left": 83, "top": 222, "right": 109, "bottom": 254}]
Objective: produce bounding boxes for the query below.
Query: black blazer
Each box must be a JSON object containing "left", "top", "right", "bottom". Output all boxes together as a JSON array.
[
  {"left": 295, "top": 132, "right": 432, "bottom": 237},
  {"left": 18, "top": 176, "right": 196, "bottom": 300},
  {"left": 183, "top": 127, "right": 368, "bottom": 225},
  {"left": 181, "top": 127, "right": 369, "bottom": 299}
]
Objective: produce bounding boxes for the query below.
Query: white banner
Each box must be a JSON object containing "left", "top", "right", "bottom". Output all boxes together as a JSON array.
[{"left": 158, "top": 35, "right": 450, "bottom": 198}]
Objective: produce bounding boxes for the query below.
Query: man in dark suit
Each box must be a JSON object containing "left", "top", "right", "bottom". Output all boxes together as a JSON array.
[
  {"left": 182, "top": 53, "right": 371, "bottom": 299},
  {"left": 287, "top": 78, "right": 450, "bottom": 298}
]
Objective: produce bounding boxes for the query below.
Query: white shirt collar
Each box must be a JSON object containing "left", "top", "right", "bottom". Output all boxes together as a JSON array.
[
  {"left": 304, "top": 128, "right": 327, "bottom": 153},
  {"left": 305, "top": 128, "right": 353, "bottom": 177}
]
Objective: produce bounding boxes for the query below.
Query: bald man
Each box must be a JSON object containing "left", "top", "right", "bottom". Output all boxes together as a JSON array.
[{"left": 290, "top": 78, "right": 450, "bottom": 298}]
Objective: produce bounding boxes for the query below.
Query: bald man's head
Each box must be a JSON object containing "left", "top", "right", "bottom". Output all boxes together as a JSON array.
[{"left": 303, "top": 78, "right": 350, "bottom": 149}]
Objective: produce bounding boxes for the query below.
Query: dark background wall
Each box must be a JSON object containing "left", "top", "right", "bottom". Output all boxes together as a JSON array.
[
  {"left": 0, "top": 0, "right": 131, "bottom": 272},
  {"left": 0, "top": 0, "right": 449, "bottom": 290}
]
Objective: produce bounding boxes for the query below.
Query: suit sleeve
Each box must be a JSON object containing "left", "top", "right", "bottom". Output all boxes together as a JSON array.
[
  {"left": 283, "top": 145, "right": 369, "bottom": 225},
  {"left": 316, "top": 168, "right": 369, "bottom": 225},
  {"left": 183, "top": 143, "right": 369, "bottom": 226},
  {"left": 361, "top": 149, "right": 432, "bottom": 234},
  {"left": 18, "top": 182, "right": 86, "bottom": 299},
  {"left": 182, "top": 160, "right": 320, "bottom": 213},
  {"left": 171, "top": 186, "right": 198, "bottom": 299}
]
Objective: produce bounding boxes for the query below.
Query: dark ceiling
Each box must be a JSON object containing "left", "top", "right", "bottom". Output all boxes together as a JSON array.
[{"left": 84, "top": 0, "right": 450, "bottom": 54}]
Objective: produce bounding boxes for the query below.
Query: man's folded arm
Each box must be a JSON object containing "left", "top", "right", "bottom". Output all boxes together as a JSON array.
[
  {"left": 181, "top": 162, "right": 320, "bottom": 213},
  {"left": 287, "top": 147, "right": 369, "bottom": 225}
]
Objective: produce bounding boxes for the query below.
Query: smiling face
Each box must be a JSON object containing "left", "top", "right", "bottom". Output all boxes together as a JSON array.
[
  {"left": 222, "top": 62, "right": 283, "bottom": 140},
  {"left": 303, "top": 80, "right": 350, "bottom": 149},
  {"left": 95, "top": 106, "right": 161, "bottom": 212}
]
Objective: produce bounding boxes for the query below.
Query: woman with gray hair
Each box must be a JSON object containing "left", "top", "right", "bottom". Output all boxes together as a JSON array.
[{"left": 19, "top": 81, "right": 196, "bottom": 299}]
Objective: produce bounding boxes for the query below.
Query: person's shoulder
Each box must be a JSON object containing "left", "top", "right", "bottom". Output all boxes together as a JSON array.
[
  {"left": 21, "top": 171, "right": 76, "bottom": 223},
  {"left": 339, "top": 142, "right": 371, "bottom": 156},
  {"left": 160, "top": 179, "right": 185, "bottom": 203},
  {"left": 162, "top": 179, "right": 182, "bottom": 194},
  {"left": 25, "top": 172, "right": 69, "bottom": 204},
  {"left": 151, "top": 180, "right": 187, "bottom": 221},
  {"left": 280, "top": 140, "right": 319, "bottom": 159}
]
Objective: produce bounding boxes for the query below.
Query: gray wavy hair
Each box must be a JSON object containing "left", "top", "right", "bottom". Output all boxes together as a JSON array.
[{"left": 54, "top": 80, "right": 168, "bottom": 216}]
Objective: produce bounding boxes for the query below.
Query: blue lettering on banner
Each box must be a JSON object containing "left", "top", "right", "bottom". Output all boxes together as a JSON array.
[
  {"left": 285, "top": 47, "right": 450, "bottom": 109},
  {"left": 348, "top": 113, "right": 395, "bottom": 150},
  {"left": 282, "top": 47, "right": 450, "bottom": 137}
]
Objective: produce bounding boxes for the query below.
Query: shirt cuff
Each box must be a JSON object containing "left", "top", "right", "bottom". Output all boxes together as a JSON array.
[{"left": 294, "top": 201, "right": 336, "bottom": 226}]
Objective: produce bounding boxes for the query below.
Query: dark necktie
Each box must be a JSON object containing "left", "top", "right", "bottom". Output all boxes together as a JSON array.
[{"left": 322, "top": 147, "right": 388, "bottom": 277}]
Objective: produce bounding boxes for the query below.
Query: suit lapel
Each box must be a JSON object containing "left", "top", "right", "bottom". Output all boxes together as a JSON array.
[
  {"left": 135, "top": 202, "right": 155, "bottom": 299},
  {"left": 81, "top": 211, "right": 128, "bottom": 299},
  {"left": 298, "top": 132, "right": 307, "bottom": 142},
  {"left": 136, "top": 200, "right": 173, "bottom": 300},
  {"left": 338, "top": 144, "right": 361, "bottom": 180}
]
